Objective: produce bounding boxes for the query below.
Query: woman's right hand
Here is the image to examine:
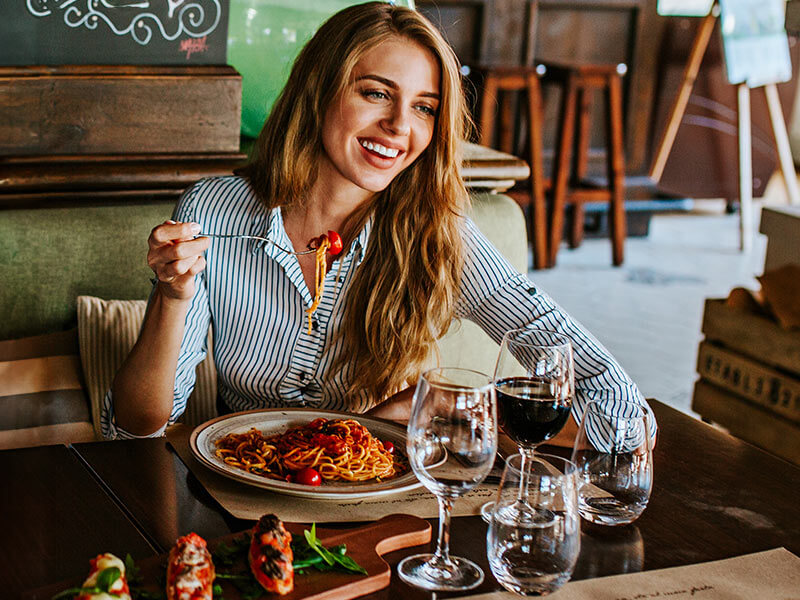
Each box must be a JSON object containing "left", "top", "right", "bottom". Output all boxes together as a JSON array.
[{"left": 147, "top": 220, "right": 211, "bottom": 300}]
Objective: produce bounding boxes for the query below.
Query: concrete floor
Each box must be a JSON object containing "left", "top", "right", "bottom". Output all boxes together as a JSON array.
[{"left": 526, "top": 189, "right": 789, "bottom": 417}]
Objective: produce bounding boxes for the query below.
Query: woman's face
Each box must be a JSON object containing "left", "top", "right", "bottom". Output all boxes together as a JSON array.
[{"left": 319, "top": 36, "right": 441, "bottom": 197}]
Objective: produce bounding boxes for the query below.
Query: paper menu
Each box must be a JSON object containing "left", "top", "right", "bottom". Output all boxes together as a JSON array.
[{"left": 460, "top": 548, "right": 800, "bottom": 600}]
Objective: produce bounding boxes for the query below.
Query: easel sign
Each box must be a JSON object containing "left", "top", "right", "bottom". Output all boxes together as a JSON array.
[
  {"left": 718, "top": 0, "right": 798, "bottom": 252},
  {"left": 650, "top": 0, "right": 799, "bottom": 254},
  {"left": 657, "top": 0, "right": 714, "bottom": 17},
  {"left": 719, "top": 0, "right": 792, "bottom": 88}
]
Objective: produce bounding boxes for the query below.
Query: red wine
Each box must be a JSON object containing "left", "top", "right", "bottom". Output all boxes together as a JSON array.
[{"left": 495, "top": 376, "right": 571, "bottom": 446}]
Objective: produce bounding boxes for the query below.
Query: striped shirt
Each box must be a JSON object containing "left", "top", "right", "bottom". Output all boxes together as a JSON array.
[{"left": 101, "top": 176, "right": 655, "bottom": 445}]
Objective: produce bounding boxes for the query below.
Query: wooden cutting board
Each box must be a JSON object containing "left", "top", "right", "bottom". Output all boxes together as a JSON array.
[{"left": 27, "top": 514, "right": 431, "bottom": 600}]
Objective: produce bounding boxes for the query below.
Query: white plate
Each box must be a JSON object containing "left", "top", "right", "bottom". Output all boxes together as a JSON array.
[{"left": 189, "top": 408, "right": 421, "bottom": 499}]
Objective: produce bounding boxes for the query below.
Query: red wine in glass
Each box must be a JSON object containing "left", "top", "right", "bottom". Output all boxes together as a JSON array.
[{"left": 495, "top": 376, "right": 572, "bottom": 447}]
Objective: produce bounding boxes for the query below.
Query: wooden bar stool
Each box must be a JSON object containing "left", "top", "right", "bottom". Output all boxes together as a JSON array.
[
  {"left": 541, "top": 62, "right": 627, "bottom": 267},
  {"left": 472, "top": 65, "right": 548, "bottom": 270}
]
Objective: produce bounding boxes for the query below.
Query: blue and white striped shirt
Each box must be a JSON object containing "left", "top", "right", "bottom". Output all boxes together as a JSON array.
[{"left": 101, "top": 176, "right": 655, "bottom": 444}]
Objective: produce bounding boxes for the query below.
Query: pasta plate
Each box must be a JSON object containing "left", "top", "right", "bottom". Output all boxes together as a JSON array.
[{"left": 189, "top": 408, "right": 422, "bottom": 499}]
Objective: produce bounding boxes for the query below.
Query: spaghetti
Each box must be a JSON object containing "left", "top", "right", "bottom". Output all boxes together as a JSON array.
[
  {"left": 213, "top": 418, "right": 404, "bottom": 483},
  {"left": 305, "top": 235, "right": 332, "bottom": 334}
]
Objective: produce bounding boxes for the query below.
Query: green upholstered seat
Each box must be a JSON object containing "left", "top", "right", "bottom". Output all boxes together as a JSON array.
[{"left": 0, "top": 203, "right": 174, "bottom": 340}]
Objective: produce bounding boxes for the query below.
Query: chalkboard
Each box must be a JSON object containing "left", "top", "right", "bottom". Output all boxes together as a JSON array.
[
  {"left": 720, "top": 0, "right": 792, "bottom": 88},
  {"left": 0, "top": 0, "right": 229, "bottom": 65}
]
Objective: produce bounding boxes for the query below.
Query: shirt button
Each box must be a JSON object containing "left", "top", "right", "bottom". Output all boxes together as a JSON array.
[
  {"left": 299, "top": 372, "right": 307, "bottom": 381},
  {"left": 311, "top": 320, "right": 320, "bottom": 332}
]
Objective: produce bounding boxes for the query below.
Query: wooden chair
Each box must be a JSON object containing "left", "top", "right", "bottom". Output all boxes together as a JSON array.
[
  {"left": 541, "top": 62, "right": 627, "bottom": 267},
  {"left": 473, "top": 65, "right": 549, "bottom": 270}
]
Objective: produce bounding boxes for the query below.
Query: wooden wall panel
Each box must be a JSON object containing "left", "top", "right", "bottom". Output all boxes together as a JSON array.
[{"left": 0, "top": 65, "right": 242, "bottom": 156}]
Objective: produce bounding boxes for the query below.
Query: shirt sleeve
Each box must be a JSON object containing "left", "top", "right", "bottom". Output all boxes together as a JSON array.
[
  {"left": 456, "top": 217, "right": 657, "bottom": 447},
  {"left": 100, "top": 184, "right": 212, "bottom": 440}
]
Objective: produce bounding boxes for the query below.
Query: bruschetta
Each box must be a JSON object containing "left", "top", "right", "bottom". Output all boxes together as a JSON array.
[
  {"left": 75, "top": 553, "right": 131, "bottom": 600},
  {"left": 166, "top": 532, "right": 216, "bottom": 600},
  {"left": 248, "top": 514, "right": 294, "bottom": 595}
]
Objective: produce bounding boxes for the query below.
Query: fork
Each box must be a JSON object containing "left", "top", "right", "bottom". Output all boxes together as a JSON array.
[{"left": 196, "top": 232, "right": 318, "bottom": 256}]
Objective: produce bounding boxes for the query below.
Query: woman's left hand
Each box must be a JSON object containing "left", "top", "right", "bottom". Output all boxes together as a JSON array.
[{"left": 365, "top": 386, "right": 415, "bottom": 424}]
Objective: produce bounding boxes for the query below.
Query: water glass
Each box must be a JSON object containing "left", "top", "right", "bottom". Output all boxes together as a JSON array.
[
  {"left": 487, "top": 453, "right": 580, "bottom": 596},
  {"left": 571, "top": 400, "right": 654, "bottom": 525},
  {"left": 399, "top": 367, "right": 497, "bottom": 591}
]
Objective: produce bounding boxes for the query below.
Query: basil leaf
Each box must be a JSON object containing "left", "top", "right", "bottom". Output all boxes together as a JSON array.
[
  {"left": 333, "top": 554, "right": 368, "bottom": 575},
  {"left": 96, "top": 567, "right": 122, "bottom": 592},
  {"left": 303, "top": 529, "right": 335, "bottom": 566}
]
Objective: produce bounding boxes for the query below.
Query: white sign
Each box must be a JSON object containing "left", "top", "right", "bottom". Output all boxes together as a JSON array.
[
  {"left": 720, "top": 0, "right": 792, "bottom": 87},
  {"left": 657, "top": 0, "right": 714, "bottom": 17}
]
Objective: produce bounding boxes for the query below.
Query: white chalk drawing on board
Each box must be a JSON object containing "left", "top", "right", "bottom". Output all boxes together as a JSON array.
[{"left": 25, "top": 0, "right": 222, "bottom": 45}]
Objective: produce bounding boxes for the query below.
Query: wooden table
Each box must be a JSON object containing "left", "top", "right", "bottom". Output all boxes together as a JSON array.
[
  {"left": 4, "top": 400, "right": 799, "bottom": 599},
  {"left": 461, "top": 141, "right": 530, "bottom": 192}
]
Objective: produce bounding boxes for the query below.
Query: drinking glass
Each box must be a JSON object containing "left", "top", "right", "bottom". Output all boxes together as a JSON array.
[
  {"left": 487, "top": 453, "right": 580, "bottom": 596},
  {"left": 398, "top": 367, "right": 497, "bottom": 591},
  {"left": 481, "top": 328, "right": 574, "bottom": 522},
  {"left": 570, "top": 400, "right": 653, "bottom": 525}
]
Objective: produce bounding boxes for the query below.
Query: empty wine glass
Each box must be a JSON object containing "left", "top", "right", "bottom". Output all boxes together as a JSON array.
[
  {"left": 571, "top": 400, "right": 653, "bottom": 525},
  {"left": 481, "top": 328, "right": 574, "bottom": 523},
  {"left": 487, "top": 453, "right": 580, "bottom": 595},
  {"left": 398, "top": 367, "right": 497, "bottom": 591}
]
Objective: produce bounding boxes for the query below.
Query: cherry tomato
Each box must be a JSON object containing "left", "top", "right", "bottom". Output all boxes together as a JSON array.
[
  {"left": 284, "top": 473, "right": 294, "bottom": 483},
  {"left": 295, "top": 467, "right": 322, "bottom": 486},
  {"left": 383, "top": 440, "right": 395, "bottom": 454},
  {"left": 326, "top": 230, "right": 343, "bottom": 256}
]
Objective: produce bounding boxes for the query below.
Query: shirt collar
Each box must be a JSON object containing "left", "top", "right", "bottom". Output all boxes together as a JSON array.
[
  {"left": 258, "top": 206, "right": 373, "bottom": 265},
  {"left": 349, "top": 212, "right": 373, "bottom": 265}
]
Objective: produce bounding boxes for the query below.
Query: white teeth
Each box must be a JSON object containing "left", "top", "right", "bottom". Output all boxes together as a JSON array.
[{"left": 360, "top": 140, "right": 399, "bottom": 158}]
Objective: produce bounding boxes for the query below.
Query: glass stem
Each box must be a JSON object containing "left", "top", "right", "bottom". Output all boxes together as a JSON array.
[
  {"left": 432, "top": 495, "right": 455, "bottom": 567},
  {"left": 518, "top": 447, "right": 536, "bottom": 506}
]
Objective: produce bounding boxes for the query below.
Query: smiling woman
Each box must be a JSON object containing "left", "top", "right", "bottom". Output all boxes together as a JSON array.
[{"left": 102, "top": 2, "right": 654, "bottom": 462}]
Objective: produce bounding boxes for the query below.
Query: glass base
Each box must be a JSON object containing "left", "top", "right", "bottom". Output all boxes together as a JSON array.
[
  {"left": 579, "top": 496, "right": 646, "bottom": 526},
  {"left": 486, "top": 500, "right": 557, "bottom": 528},
  {"left": 480, "top": 500, "right": 495, "bottom": 523},
  {"left": 398, "top": 554, "right": 484, "bottom": 591}
]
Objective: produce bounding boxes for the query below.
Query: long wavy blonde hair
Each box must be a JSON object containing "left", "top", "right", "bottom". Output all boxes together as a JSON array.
[{"left": 237, "top": 2, "right": 471, "bottom": 404}]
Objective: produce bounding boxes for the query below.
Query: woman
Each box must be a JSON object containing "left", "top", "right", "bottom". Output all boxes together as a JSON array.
[{"left": 102, "top": 2, "right": 653, "bottom": 443}]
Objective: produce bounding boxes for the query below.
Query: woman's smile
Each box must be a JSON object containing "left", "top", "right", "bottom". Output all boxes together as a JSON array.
[{"left": 358, "top": 138, "right": 403, "bottom": 160}]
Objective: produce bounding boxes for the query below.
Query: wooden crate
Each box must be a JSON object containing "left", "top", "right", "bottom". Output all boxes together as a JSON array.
[
  {"left": 701, "top": 299, "right": 800, "bottom": 376},
  {"left": 759, "top": 206, "right": 800, "bottom": 271},
  {"left": 696, "top": 340, "right": 800, "bottom": 424},
  {"left": 694, "top": 298, "right": 800, "bottom": 465},
  {"left": 0, "top": 65, "right": 242, "bottom": 156},
  {"left": 692, "top": 380, "right": 800, "bottom": 466}
]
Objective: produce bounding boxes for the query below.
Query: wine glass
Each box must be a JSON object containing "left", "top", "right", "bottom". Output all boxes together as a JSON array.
[
  {"left": 481, "top": 327, "right": 574, "bottom": 523},
  {"left": 398, "top": 367, "right": 497, "bottom": 591},
  {"left": 487, "top": 453, "right": 580, "bottom": 595}
]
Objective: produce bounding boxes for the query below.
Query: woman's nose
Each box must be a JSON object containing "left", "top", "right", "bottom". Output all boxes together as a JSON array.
[{"left": 382, "top": 104, "right": 411, "bottom": 136}]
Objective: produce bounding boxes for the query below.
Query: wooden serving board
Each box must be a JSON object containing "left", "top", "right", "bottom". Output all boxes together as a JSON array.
[{"left": 27, "top": 514, "right": 431, "bottom": 600}]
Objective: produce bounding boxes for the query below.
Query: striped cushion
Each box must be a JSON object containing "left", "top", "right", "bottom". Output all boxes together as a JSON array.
[
  {"left": 0, "top": 329, "right": 96, "bottom": 449},
  {"left": 77, "top": 296, "right": 217, "bottom": 437}
]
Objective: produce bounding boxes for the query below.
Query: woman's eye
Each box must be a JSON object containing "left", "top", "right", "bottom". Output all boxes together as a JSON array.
[
  {"left": 416, "top": 104, "right": 437, "bottom": 117},
  {"left": 362, "top": 89, "right": 389, "bottom": 101}
]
